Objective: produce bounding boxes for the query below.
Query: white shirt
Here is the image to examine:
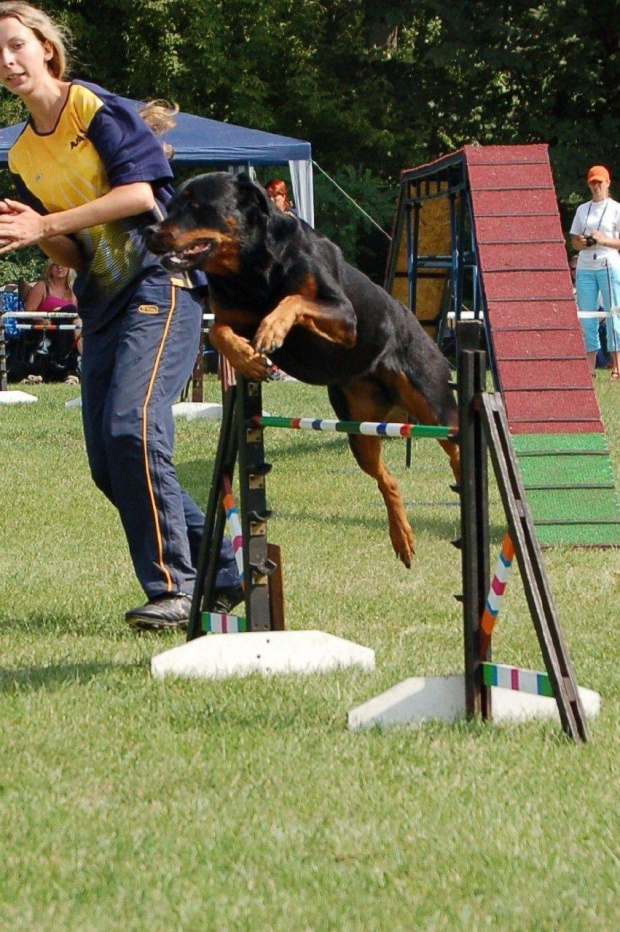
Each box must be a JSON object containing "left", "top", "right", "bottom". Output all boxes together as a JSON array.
[{"left": 570, "top": 198, "right": 620, "bottom": 271}]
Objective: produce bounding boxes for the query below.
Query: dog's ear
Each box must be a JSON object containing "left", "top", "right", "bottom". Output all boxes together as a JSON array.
[{"left": 234, "top": 173, "right": 271, "bottom": 216}]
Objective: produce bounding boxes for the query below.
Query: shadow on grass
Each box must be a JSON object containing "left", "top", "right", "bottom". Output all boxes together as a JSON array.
[
  {"left": 176, "top": 458, "right": 505, "bottom": 544},
  {"left": 268, "top": 505, "right": 504, "bottom": 544},
  {"left": 0, "top": 659, "right": 145, "bottom": 693},
  {"left": 0, "top": 610, "right": 119, "bottom": 637}
]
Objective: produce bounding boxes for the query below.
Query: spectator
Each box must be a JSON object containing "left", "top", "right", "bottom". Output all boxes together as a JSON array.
[
  {"left": 24, "top": 260, "right": 81, "bottom": 382},
  {"left": 570, "top": 165, "right": 620, "bottom": 380},
  {"left": 568, "top": 253, "right": 608, "bottom": 374},
  {"left": 265, "top": 178, "right": 297, "bottom": 216}
]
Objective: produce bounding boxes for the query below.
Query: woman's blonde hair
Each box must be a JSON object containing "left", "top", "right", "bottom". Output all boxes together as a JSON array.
[
  {"left": 139, "top": 100, "right": 179, "bottom": 161},
  {"left": 0, "top": 2, "right": 70, "bottom": 79},
  {"left": 43, "top": 259, "right": 76, "bottom": 295}
]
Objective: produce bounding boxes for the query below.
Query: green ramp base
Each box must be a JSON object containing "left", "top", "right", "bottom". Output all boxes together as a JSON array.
[{"left": 513, "top": 433, "right": 620, "bottom": 547}]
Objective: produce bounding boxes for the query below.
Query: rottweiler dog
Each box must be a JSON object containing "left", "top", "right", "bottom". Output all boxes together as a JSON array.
[{"left": 146, "top": 172, "right": 459, "bottom": 567}]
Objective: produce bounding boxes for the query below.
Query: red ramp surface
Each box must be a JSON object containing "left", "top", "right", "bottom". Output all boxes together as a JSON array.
[
  {"left": 386, "top": 144, "right": 620, "bottom": 545},
  {"left": 467, "top": 144, "right": 601, "bottom": 434}
]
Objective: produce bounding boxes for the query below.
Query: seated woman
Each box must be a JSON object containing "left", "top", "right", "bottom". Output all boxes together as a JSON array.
[{"left": 24, "top": 260, "right": 81, "bottom": 382}]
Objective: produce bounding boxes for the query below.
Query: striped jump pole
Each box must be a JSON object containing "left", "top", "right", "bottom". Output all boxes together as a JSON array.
[
  {"left": 203, "top": 611, "right": 247, "bottom": 634},
  {"left": 481, "top": 661, "right": 554, "bottom": 699},
  {"left": 479, "top": 533, "right": 516, "bottom": 660},
  {"left": 251, "top": 415, "right": 456, "bottom": 439},
  {"left": 2, "top": 311, "right": 79, "bottom": 317},
  {"left": 222, "top": 474, "right": 244, "bottom": 580},
  {"left": 202, "top": 474, "right": 247, "bottom": 635},
  {"left": 2, "top": 311, "right": 81, "bottom": 332}
]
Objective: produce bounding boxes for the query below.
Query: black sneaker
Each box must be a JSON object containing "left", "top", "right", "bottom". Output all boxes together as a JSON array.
[
  {"left": 213, "top": 585, "right": 245, "bottom": 614},
  {"left": 125, "top": 593, "right": 191, "bottom": 631}
]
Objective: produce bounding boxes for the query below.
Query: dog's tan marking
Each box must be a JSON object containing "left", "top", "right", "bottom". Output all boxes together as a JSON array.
[
  {"left": 341, "top": 380, "right": 416, "bottom": 566},
  {"left": 298, "top": 274, "right": 318, "bottom": 300},
  {"left": 253, "top": 294, "right": 356, "bottom": 355},
  {"left": 392, "top": 372, "right": 460, "bottom": 482},
  {"left": 208, "top": 298, "right": 262, "bottom": 338},
  {"left": 208, "top": 321, "right": 271, "bottom": 380},
  {"left": 156, "top": 225, "right": 242, "bottom": 275}
]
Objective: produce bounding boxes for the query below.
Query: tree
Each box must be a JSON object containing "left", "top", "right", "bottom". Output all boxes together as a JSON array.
[{"left": 1, "top": 1, "right": 618, "bottom": 278}]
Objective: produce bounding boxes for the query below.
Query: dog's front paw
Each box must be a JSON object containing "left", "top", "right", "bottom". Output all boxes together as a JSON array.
[
  {"left": 233, "top": 351, "right": 272, "bottom": 380},
  {"left": 253, "top": 312, "right": 294, "bottom": 355}
]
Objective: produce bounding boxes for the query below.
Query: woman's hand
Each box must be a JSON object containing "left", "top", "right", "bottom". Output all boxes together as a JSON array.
[
  {"left": 589, "top": 230, "right": 608, "bottom": 245},
  {"left": 0, "top": 198, "right": 46, "bottom": 252}
]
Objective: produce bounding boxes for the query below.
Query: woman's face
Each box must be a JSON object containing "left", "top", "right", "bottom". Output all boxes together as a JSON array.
[
  {"left": 50, "top": 263, "right": 68, "bottom": 280},
  {"left": 0, "top": 17, "right": 53, "bottom": 98},
  {"left": 588, "top": 179, "right": 610, "bottom": 202},
  {"left": 269, "top": 192, "right": 286, "bottom": 211}
]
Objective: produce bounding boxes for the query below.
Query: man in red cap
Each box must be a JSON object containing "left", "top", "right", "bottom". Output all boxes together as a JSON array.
[{"left": 570, "top": 165, "right": 620, "bottom": 378}]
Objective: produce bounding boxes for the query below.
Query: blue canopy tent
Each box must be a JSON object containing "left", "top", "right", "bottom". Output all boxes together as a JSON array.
[{"left": 0, "top": 101, "right": 314, "bottom": 224}]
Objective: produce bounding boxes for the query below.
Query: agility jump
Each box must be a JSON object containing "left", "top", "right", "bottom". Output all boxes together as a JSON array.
[{"left": 184, "top": 321, "right": 590, "bottom": 742}]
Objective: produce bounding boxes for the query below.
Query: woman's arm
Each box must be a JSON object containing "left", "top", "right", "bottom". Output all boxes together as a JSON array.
[
  {"left": 572, "top": 232, "right": 620, "bottom": 252},
  {"left": 0, "top": 182, "right": 155, "bottom": 254},
  {"left": 588, "top": 229, "right": 620, "bottom": 249},
  {"left": 24, "top": 280, "right": 45, "bottom": 311},
  {"left": 39, "top": 235, "right": 85, "bottom": 270}
]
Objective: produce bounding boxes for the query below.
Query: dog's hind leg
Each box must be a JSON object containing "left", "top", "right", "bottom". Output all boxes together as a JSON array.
[
  {"left": 392, "top": 371, "right": 461, "bottom": 484},
  {"left": 328, "top": 383, "right": 416, "bottom": 567},
  {"left": 349, "top": 433, "right": 416, "bottom": 567}
]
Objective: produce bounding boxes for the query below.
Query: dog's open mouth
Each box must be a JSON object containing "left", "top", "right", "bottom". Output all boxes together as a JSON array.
[{"left": 161, "top": 239, "right": 215, "bottom": 271}]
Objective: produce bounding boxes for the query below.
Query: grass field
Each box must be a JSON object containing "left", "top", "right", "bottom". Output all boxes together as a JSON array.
[{"left": 1, "top": 375, "right": 619, "bottom": 931}]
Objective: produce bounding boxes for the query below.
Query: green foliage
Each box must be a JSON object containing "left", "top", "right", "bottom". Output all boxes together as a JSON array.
[
  {"left": 0, "top": 249, "right": 44, "bottom": 287},
  {"left": 1, "top": 2, "right": 618, "bottom": 273},
  {"left": 313, "top": 165, "right": 394, "bottom": 282}
]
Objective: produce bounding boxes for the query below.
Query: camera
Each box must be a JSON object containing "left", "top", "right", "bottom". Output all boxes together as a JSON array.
[{"left": 585, "top": 234, "right": 596, "bottom": 247}]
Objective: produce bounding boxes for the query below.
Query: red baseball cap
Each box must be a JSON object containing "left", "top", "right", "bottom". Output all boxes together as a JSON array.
[{"left": 587, "top": 165, "right": 610, "bottom": 184}]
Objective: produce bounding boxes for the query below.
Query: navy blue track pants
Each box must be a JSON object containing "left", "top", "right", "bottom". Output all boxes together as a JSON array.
[{"left": 80, "top": 277, "right": 239, "bottom": 599}]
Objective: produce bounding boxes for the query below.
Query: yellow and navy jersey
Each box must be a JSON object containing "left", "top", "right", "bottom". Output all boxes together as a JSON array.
[{"left": 9, "top": 81, "right": 176, "bottom": 333}]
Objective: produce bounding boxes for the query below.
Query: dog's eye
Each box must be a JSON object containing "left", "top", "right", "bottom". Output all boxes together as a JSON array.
[{"left": 190, "top": 202, "right": 201, "bottom": 211}]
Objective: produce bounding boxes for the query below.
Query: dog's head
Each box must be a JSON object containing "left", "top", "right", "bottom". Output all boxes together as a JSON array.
[{"left": 146, "top": 171, "right": 275, "bottom": 274}]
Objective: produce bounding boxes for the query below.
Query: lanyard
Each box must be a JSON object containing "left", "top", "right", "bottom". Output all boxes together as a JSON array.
[{"left": 583, "top": 198, "right": 609, "bottom": 233}]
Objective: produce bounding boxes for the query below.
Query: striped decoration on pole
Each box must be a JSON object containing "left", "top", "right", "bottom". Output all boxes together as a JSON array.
[
  {"left": 251, "top": 415, "right": 456, "bottom": 439},
  {"left": 479, "top": 533, "right": 515, "bottom": 658},
  {"left": 219, "top": 354, "right": 236, "bottom": 390},
  {"left": 222, "top": 475, "right": 244, "bottom": 580},
  {"left": 202, "top": 612, "right": 247, "bottom": 634},
  {"left": 482, "top": 661, "right": 554, "bottom": 698}
]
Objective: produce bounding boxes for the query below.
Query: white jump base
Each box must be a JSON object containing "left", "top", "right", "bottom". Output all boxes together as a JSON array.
[
  {"left": 172, "top": 401, "right": 222, "bottom": 421},
  {"left": 0, "top": 390, "right": 38, "bottom": 404},
  {"left": 64, "top": 399, "right": 223, "bottom": 416},
  {"left": 152, "top": 629, "right": 375, "bottom": 681},
  {"left": 348, "top": 675, "right": 600, "bottom": 731}
]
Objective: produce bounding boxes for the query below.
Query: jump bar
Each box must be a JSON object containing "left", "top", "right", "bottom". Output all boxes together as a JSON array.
[{"left": 251, "top": 415, "right": 456, "bottom": 439}]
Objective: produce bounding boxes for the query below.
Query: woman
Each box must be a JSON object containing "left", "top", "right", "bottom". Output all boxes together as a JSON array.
[
  {"left": 25, "top": 260, "right": 80, "bottom": 381},
  {"left": 264, "top": 178, "right": 297, "bottom": 216},
  {"left": 570, "top": 165, "right": 620, "bottom": 379},
  {"left": 0, "top": 2, "right": 241, "bottom": 629}
]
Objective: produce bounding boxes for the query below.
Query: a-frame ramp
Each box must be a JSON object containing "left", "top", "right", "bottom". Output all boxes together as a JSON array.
[{"left": 386, "top": 144, "right": 620, "bottom": 547}]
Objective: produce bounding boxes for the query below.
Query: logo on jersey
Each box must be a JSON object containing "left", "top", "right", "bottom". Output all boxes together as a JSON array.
[{"left": 70, "top": 133, "right": 88, "bottom": 150}]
